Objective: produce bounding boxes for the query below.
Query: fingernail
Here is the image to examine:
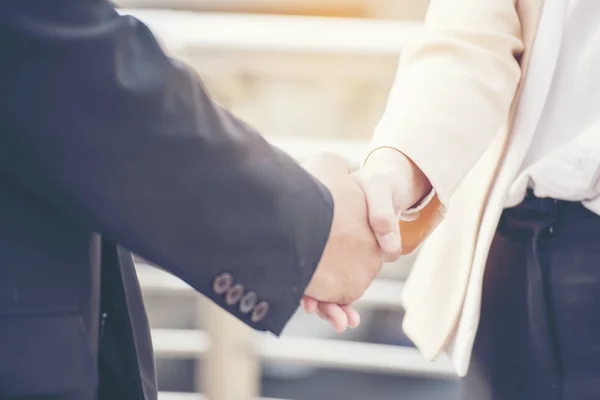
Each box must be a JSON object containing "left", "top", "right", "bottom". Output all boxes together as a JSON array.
[
  {"left": 379, "top": 232, "right": 401, "bottom": 253},
  {"left": 349, "top": 314, "right": 361, "bottom": 329},
  {"left": 334, "top": 321, "right": 346, "bottom": 333}
]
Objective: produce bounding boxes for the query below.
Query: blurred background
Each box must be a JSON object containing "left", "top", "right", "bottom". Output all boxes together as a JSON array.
[{"left": 115, "top": 1, "right": 461, "bottom": 399}]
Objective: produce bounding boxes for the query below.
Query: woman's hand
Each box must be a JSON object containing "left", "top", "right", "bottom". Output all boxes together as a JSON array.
[
  {"left": 301, "top": 148, "right": 432, "bottom": 331},
  {"left": 356, "top": 148, "right": 432, "bottom": 259}
]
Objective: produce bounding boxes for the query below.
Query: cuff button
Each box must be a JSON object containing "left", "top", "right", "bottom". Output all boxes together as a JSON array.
[
  {"left": 240, "top": 291, "right": 258, "bottom": 314},
  {"left": 251, "top": 301, "right": 269, "bottom": 323},
  {"left": 225, "top": 284, "right": 244, "bottom": 305},
  {"left": 213, "top": 273, "right": 233, "bottom": 295}
]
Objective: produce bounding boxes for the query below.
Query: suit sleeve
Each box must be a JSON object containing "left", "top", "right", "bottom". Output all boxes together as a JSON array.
[
  {"left": 0, "top": 1, "right": 333, "bottom": 335},
  {"left": 368, "top": 0, "right": 524, "bottom": 206}
]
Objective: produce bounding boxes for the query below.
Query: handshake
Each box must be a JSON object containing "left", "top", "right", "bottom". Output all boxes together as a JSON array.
[{"left": 300, "top": 149, "right": 432, "bottom": 333}]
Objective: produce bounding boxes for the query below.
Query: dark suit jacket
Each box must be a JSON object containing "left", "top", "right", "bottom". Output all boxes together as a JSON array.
[{"left": 0, "top": 1, "right": 333, "bottom": 398}]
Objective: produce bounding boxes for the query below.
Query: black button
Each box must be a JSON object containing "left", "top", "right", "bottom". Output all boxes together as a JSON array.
[
  {"left": 226, "top": 284, "right": 244, "bottom": 305},
  {"left": 213, "top": 273, "right": 233, "bottom": 295},
  {"left": 240, "top": 292, "right": 257, "bottom": 314},
  {"left": 251, "top": 301, "right": 269, "bottom": 322}
]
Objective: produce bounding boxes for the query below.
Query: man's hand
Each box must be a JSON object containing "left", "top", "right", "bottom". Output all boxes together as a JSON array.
[
  {"left": 300, "top": 153, "right": 383, "bottom": 331},
  {"left": 300, "top": 150, "right": 431, "bottom": 332}
]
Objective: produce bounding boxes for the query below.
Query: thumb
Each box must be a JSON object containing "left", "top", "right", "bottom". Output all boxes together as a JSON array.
[{"left": 357, "top": 174, "right": 402, "bottom": 254}]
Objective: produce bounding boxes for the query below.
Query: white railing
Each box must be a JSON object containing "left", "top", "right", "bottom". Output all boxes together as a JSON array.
[
  {"left": 117, "top": 0, "right": 366, "bottom": 15},
  {"left": 120, "top": 9, "right": 423, "bottom": 55},
  {"left": 149, "top": 327, "right": 452, "bottom": 376},
  {"left": 116, "top": 0, "right": 430, "bottom": 20}
]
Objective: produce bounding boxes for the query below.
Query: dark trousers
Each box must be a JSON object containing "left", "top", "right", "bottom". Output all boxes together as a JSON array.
[{"left": 462, "top": 193, "right": 600, "bottom": 400}]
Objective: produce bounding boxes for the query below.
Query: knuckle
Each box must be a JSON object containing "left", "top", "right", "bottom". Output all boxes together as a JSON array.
[
  {"left": 369, "top": 213, "right": 396, "bottom": 233},
  {"left": 360, "top": 172, "right": 388, "bottom": 188},
  {"left": 340, "top": 293, "right": 359, "bottom": 305},
  {"left": 383, "top": 250, "right": 403, "bottom": 263}
]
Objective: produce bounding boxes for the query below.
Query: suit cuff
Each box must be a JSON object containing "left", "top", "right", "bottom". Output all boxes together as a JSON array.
[
  {"left": 398, "top": 189, "right": 437, "bottom": 222},
  {"left": 265, "top": 176, "right": 334, "bottom": 336}
]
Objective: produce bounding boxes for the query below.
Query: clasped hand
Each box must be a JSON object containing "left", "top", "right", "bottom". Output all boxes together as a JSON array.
[{"left": 301, "top": 149, "right": 431, "bottom": 332}]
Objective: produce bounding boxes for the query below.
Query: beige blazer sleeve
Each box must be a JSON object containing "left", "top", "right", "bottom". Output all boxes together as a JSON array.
[{"left": 368, "top": 0, "right": 524, "bottom": 207}]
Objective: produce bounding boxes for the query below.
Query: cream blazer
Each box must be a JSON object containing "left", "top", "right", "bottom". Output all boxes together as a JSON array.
[{"left": 366, "top": 0, "right": 572, "bottom": 376}]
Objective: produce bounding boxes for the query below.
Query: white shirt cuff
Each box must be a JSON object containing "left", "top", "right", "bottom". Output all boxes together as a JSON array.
[{"left": 398, "top": 189, "right": 436, "bottom": 222}]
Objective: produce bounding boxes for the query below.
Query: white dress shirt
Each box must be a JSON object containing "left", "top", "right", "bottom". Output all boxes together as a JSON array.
[
  {"left": 448, "top": 0, "right": 599, "bottom": 376},
  {"left": 506, "top": 0, "right": 600, "bottom": 213}
]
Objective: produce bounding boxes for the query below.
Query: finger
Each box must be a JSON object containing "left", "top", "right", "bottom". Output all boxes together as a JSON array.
[
  {"left": 314, "top": 302, "right": 359, "bottom": 330},
  {"left": 340, "top": 305, "right": 361, "bottom": 328},
  {"left": 318, "top": 302, "right": 349, "bottom": 333},
  {"left": 301, "top": 296, "right": 318, "bottom": 314},
  {"left": 382, "top": 249, "right": 403, "bottom": 263},
  {"left": 356, "top": 175, "right": 402, "bottom": 254}
]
